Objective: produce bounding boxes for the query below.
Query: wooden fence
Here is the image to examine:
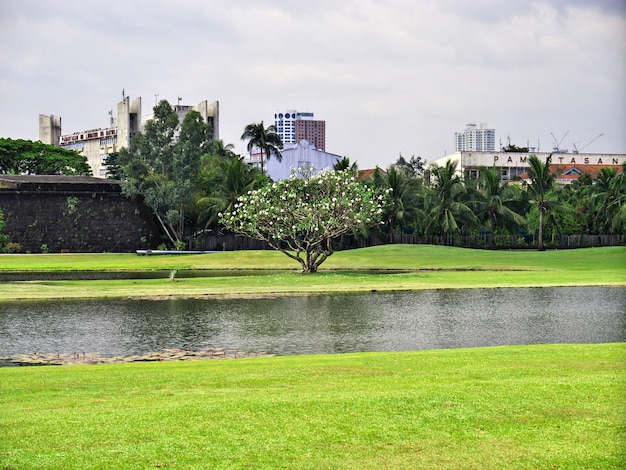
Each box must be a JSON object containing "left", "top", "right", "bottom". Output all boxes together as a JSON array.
[{"left": 192, "top": 232, "right": 625, "bottom": 252}]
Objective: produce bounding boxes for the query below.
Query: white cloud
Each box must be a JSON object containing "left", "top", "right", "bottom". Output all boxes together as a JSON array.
[{"left": 0, "top": 0, "right": 624, "bottom": 169}]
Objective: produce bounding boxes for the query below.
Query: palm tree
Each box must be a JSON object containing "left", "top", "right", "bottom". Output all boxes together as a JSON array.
[
  {"left": 589, "top": 164, "right": 626, "bottom": 234},
  {"left": 209, "top": 139, "right": 236, "bottom": 159},
  {"left": 474, "top": 166, "right": 526, "bottom": 246},
  {"left": 523, "top": 155, "right": 561, "bottom": 250},
  {"left": 241, "top": 121, "right": 283, "bottom": 175},
  {"left": 422, "top": 160, "right": 478, "bottom": 240},
  {"left": 379, "top": 166, "right": 420, "bottom": 234},
  {"left": 197, "top": 155, "right": 266, "bottom": 229},
  {"left": 333, "top": 156, "right": 358, "bottom": 172}
]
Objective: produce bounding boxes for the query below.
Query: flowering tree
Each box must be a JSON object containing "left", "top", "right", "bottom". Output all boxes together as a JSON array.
[{"left": 220, "top": 170, "right": 388, "bottom": 273}]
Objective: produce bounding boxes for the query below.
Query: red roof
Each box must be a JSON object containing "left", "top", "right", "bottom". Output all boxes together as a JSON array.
[{"left": 519, "top": 164, "right": 623, "bottom": 183}]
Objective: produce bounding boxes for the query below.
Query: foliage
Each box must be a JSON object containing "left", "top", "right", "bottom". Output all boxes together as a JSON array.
[
  {"left": 0, "top": 209, "right": 8, "bottom": 250},
  {"left": 196, "top": 154, "right": 267, "bottom": 230},
  {"left": 473, "top": 166, "right": 526, "bottom": 244},
  {"left": 501, "top": 143, "right": 529, "bottom": 152},
  {"left": 373, "top": 165, "right": 421, "bottom": 233},
  {"left": 102, "top": 151, "right": 123, "bottom": 179},
  {"left": 421, "top": 160, "right": 478, "bottom": 237},
  {"left": 220, "top": 169, "right": 388, "bottom": 272},
  {"left": 589, "top": 164, "right": 626, "bottom": 234},
  {"left": 240, "top": 121, "right": 283, "bottom": 175},
  {"left": 333, "top": 156, "right": 358, "bottom": 172},
  {"left": 523, "top": 155, "right": 568, "bottom": 250},
  {"left": 395, "top": 154, "right": 426, "bottom": 178},
  {"left": 0, "top": 138, "right": 91, "bottom": 175}
]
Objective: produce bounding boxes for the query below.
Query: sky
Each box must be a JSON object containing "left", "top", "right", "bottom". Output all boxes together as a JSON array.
[{"left": 1, "top": 0, "right": 625, "bottom": 170}]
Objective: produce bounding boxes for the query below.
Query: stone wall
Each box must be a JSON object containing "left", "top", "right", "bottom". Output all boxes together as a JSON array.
[{"left": 0, "top": 175, "right": 162, "bottom": 253}]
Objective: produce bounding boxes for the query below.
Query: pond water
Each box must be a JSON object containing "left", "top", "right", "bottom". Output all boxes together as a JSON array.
[{"left": 0, "top": 287, "right": 624, "bottom": 360}]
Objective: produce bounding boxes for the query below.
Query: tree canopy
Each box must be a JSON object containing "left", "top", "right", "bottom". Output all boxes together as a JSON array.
[
  {"left": 0, "top": 138, "right": 92, "bottom": 175},
  {"left": 241, "top": 121, "right": 283, "bottom": 175},
  {"left": 220, "top": 169, "right": 388, "bottom": 272},
  {"left": 113, "top": 100, "right": 212, "bottom": 246}
]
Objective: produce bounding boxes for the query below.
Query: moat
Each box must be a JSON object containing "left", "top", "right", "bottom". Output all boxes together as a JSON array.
[{"left": 0, "top": 286, "right": 623, "bottom": 363}]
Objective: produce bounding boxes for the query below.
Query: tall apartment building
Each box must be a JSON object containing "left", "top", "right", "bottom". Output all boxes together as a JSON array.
[
  {"left": 274, "top": 109, "right": 325, "bottom": 151},
  {"left": 40, "top": 96, "right": 219, "bottom": 178},
  {"left": 454, "top": 123, "right": 495, "bottom": 152}
]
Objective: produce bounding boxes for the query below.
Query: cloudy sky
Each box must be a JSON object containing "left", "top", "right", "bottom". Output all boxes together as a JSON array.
[{"left": 1, "top": 0, "right": 625, "bottom": 169}]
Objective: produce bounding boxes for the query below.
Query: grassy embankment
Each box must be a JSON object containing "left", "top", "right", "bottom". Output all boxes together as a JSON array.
[
  {"left": 1, "top": 344, "right": 625, "bottom": 469},
  {"left": 1, "top": 244, "right": 625, "bottom": 300}
]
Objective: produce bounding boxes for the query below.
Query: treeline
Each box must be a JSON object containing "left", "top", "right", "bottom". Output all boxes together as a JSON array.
[
  {"left": 104, "top": 100, "right": 624, "bottom": 251},
  {"left": 109, "top": 101, "right": 625, "bottom": 251},
  {"left": 1, "top": 99, "right": 624, "bottom": 253},
  {"left": 370, "top": 156, "right": 626, "bottom": 250}
]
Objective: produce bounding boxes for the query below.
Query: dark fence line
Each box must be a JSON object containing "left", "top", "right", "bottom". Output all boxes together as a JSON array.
[{"left": 193, "top": 232, "right": 625, "bottom": 252}]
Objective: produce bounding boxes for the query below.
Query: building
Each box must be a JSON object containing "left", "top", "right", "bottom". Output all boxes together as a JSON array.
[
  {"left": 39, "top": 96, "right": 219, "bottom": 178},
  {"left": 247, "top": 139, "right": 342, "bottom": 181},
  {"left": 455, "top": 123, "right": 496, "bottom": 152},
  {"left": 429, "top": 151, "right": 626, "bottom": 184},
  {"left": 274, "top": 109, "right": 326, "bottom": 151}
]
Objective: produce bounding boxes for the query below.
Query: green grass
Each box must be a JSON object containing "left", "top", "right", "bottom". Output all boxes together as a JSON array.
[
  {"left": 1, "top": 246, "right": 624, "bottom": 468},
  {"left": 1, "top": 245, "right": 624, "bottom": 300},
  {"left": 1, "top": 344, "right": 624, "bottom": 469}
]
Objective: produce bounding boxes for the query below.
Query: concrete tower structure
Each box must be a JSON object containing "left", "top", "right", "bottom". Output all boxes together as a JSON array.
[{"left": 38, "top": 114, "right": 62, "bottom": 146}]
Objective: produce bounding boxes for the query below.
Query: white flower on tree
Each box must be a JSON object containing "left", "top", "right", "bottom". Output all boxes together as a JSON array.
[{"left": 220, "top": 170, "right": 389, "bottom": 273}]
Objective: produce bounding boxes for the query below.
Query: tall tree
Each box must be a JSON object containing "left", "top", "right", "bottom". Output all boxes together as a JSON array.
[
  {"left": 523, "top": 155, "right": 564, "bottom": 250},
  {"left": 375, "top": 165, "right": 420, "bottom": 234},
  {"left": 589, "top": 164, "right": 626, "bottom": 234},
  {"left": 197, "top": 154, "right": 266, "bottom": 229},
  {"left": 421, "top": 160, "right": 478, "bottom": 238},
  {"left": 474, "top": 166, "right": 526, "bottom": 245},
  {"left": 241, "top": 121, "right": 283, "bottom": 175},
  {"left": 0, "top": 138, "right": 91, "bottom": 175},
  {"left": 115, "top": 100, "right": 212, "bottom": 246}
]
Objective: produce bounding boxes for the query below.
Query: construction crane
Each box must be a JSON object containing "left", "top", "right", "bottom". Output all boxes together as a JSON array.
[
  {"left": 551, "top": 130, "right": 569, "bottom": 153},
  {"left": 572, "top": 134, "right": 603, "bottom": 153}
]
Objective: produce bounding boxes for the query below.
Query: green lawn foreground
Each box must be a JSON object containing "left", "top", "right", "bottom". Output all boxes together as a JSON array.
[
  {"left": 1, "top": 344, "right": 624, "bottom": 469},
  {"left": 1, "top": 245, "right": 625, "bottom": 300}
]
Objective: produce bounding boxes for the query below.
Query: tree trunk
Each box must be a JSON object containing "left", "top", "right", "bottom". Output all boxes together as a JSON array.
[{"left": 538, "top": 209, "right": 545, "bottom": 251}]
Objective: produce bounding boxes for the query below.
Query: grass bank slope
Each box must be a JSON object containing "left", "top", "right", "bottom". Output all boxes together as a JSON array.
[
  {"left": 0, "top": 245, "right": 624, "bottom": 300},
  {"left": 1, "top": 344, "right": 624, "bottom": 469}
]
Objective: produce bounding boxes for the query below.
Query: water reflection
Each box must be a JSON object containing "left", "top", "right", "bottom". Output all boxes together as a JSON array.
[{"left": 0, "top": 287, "right": 624, "bottom": 359}]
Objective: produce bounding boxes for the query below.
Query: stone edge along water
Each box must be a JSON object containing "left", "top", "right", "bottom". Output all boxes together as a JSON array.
[{"left": 1, "top": 347, "right": 273, "bottom": 366}]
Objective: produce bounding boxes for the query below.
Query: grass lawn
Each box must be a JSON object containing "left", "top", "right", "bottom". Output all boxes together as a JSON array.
[
  {"left": 1, "top": 245, "right": 625, "bottom": 300},
  {"left": 1, "top": 343, "right": 625, "bottom": 469},
  {"left": 1, "top": 245, "right": 624, "bottom": 468}
]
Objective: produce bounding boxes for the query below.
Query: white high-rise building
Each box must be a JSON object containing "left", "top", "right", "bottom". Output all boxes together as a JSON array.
[{"left": 455, "top": 123, "right": 495, "bottom": 152}]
